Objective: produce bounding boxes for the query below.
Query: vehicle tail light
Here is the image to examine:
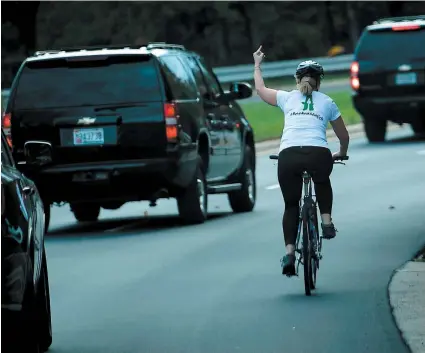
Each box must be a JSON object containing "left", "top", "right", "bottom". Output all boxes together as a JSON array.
[
  {"left": 350, "top": 61, "right": 360, "bottom": 91},
  {"left": 392, "top": 24, "right": 421, "bottom": 31},
  {"left": 2, "top": 112, "right": 12, "bottom": 148},
  {"left": 351, "top": 77, "right": 360, "bottom": 90},
  {"left": 164, "top": 103, "right": 178, "bottom": 142}
]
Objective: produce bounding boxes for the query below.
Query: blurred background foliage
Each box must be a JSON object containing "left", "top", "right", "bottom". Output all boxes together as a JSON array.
[{"left": 2, "top": 1, "right": 425, "bottom": 88}]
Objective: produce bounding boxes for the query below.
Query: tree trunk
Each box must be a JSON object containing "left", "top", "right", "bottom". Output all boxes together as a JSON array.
[
  {"left": 324, "top": 1, "right": 336, "bottom": 46},
  {"left": 230, "top": 3, "right": 253, "bottom": 50},
  {"left": 346, "top": 2, "right": 359, "bottom": 52}
]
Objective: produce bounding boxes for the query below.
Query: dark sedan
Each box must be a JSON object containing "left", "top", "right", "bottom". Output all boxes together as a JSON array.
[{"left": 1, "top": 129, "right": 52, "bottom": 353}]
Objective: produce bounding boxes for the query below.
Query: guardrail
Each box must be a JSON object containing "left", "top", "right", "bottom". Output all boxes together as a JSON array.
[
  {"left": 214, "top": 54, "right": 354, "bottom": 83},
  {"left": 1, "top": 53, "right": 354, "bottom": 102}
]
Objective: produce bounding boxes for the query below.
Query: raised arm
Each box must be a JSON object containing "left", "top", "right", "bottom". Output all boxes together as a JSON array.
[{"left": 253, "top": 46, "right": 278, "bottom": 106}]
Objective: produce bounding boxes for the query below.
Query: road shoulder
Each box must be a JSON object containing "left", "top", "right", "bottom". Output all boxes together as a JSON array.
[{"left": 388, "top": 251, "right": 425, "bottom": 353}]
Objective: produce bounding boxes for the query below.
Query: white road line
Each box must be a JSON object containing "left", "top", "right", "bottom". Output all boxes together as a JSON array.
[
  {"left": 265, "top": 184, "right": 280, "bottom": 190},
  {"left": 416, "top": 149, "right": 425, "bottom": 155}
]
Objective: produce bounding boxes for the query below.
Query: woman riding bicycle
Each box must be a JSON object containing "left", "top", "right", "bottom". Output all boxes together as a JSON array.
[{"left": 253, "top": 46, "right": 350, "bottom": 277}]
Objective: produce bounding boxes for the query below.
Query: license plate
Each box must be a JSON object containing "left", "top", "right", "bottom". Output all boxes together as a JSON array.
[
  {"left": 73, "top": 128, "right": 104, "bottom": 145},
  {"left": 395, "top": 72, "right": 417, "bottom": 85}
]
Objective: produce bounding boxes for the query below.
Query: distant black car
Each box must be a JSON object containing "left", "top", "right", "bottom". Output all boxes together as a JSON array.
[
  {"left": 2, "top": 42, "right": 256, "bottom": 227},
  {"left": 1, "top": 129, "right": 52, "bottom": 353},
  {"left": 351, "top": 15, "right": 425, "bottom": 142}
]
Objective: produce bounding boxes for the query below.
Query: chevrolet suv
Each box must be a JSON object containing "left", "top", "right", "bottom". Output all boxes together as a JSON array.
[
  {"left": 351, "top": 15, "right": 425, "bottom": 142},
  {"left": 2, "top": 43, "right": 256, "bottom": 227}
]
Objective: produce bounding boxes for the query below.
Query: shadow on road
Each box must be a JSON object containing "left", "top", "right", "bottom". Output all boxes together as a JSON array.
[
  {"left": 47, "top": 211, "right": 233, "bottom": 238},
  {"left": 386, "top": 133, "right": 425, "bottom": 145},
  {"left": 357, "top": 133, "right": 425, "bottom": 149}
]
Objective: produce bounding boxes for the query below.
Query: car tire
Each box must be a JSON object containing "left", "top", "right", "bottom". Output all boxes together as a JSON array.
[
  {"left": 70, "top": 203, "right": 101, "bottom": 223},
  {"left": 37, "top": 247, "right": 52, "bottom": 352},
  {"left": 411, "top": 115, "right": 425, "bottom": 135},
  {"left": 177, "top": 156, "right": 208, "bottom": 224},
  {"left": 228, "top": 145, "right": 256, "bottom": 213},
  {"left": 363, "top": 119, "right": 387, "bottom": 143}
]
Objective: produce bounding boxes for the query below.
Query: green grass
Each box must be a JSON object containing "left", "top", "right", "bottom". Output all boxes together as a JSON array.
[{"left": 241, "top": 90, "right": 361, "bottom": 142}]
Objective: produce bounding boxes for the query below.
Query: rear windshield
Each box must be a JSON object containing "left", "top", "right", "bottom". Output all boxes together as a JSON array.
[
  {"left": 356, "top": 28, "right": 425, "bottom": 61},
  {"left": 13, "top": 55, "right": 162, "bottom": 109}
]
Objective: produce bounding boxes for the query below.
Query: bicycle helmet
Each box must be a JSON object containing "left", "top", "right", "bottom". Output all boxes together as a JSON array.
[{"left": 295, "top": 60, "right": 324, "bottom": 79}]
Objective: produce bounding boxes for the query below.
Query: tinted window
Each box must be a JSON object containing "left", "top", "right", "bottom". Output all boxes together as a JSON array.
[
  {"left": 185, "top": 56, "right": 208, "bottom": 97},
  {"left": 196, "top": 57, "right": 222, "bottom": 97},
  {"left": 159, "top": 56, "right": 197, "bottom": 100},
  {"left": 357, "top": 29, "right": 425, "bottom": 60},
  {"left": 14, "top": 55, "right": 162, "bottom": 109}
]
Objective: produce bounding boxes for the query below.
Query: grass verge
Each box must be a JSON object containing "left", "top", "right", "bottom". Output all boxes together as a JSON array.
[{"left": 241, "top": 90, "right": 361, "bottom": 142}]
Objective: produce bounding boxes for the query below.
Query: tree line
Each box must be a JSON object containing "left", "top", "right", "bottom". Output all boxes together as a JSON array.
[{"left": 2, "top": 1, "right": 425, "bottom": 88}]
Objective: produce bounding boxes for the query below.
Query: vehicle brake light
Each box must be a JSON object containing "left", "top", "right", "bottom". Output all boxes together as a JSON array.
[
  {"left": 164, "top": 103, "right": 178, "bottom": 142},
  {"left": 350, "top": 61, "right": 360, "bottom": 91},
  {"left": 350, "top": 62, "right": 359, "bottom": 75},
  {"left": 392, "top": 24, "right": 421, "bottom": 31},
  {"left": 2, "top": 112, "right": 12, "bottom": 148},
  {"left": 351, "top": 77, "right": 360, "bottom": 90}
]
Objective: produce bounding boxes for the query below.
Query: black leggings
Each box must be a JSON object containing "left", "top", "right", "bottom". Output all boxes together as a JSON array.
[{"left": 278, "top": 146, "right": 334, "bottom": 246}]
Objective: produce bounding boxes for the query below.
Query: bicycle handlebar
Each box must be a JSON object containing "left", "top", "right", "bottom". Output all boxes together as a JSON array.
[{"left": 269, "top": 154, "right": 349, "bottom": 163}]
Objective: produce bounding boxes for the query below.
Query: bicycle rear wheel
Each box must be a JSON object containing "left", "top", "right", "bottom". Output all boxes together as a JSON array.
[
  {"left": 302, "top": 206, "right": 312, "bottom": 296},
  {"left": 309, "top": 204, "right": 320, "bottom": 289}
]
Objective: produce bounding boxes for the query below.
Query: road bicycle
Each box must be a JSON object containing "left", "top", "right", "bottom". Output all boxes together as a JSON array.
[{"left": 269, "top": 153, "right": 349, "bottom": 296}]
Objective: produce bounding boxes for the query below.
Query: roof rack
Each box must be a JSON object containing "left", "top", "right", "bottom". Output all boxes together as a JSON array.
[
  {"left": 33, "top": 44, "right": 146, "bottom": 56},
  {"left": 146, "top": 42, "right": 186, "bottom": 50},
  {"left": 374, "top": 15, "right": 425, "bottom": 24},
  {"left": 33, "top": 42, "right": 186, "bottom": 56}
]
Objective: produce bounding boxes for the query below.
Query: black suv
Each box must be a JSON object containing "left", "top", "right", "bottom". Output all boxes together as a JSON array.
[
  {"left": 2, "top": 43, "right": 256, "bottom": 227},
  {"left": 351, "top": 15, "right": 425, "bottom": 142}
]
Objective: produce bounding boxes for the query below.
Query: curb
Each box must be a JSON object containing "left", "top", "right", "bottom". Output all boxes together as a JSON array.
[
  {"left": 388, "top": 258, "right": 425, "bottom": 353},
  {"left": 255, "top": 122, "right": 405, "bottom": 155}
]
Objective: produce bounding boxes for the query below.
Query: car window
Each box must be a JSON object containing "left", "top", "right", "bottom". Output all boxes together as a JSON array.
[
  {"left": 159, "top": 55, "right": 198, "bottom": 100},
  {"left": 196, "top": 57, "right": 223, "bottom": 98},
  {"left": 184, "top": 56, "right": 208, "bottom": 98},
  {"left": 13, "top": 55, "right": 162, "bottom": 109},
  {"left": 356, "top": 28, "right": 425, "bottom": 61}
]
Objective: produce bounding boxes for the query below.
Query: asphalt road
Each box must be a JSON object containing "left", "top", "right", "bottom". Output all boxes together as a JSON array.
[{"left": 45, "top": 127, "right": 425, "bottom": 353}]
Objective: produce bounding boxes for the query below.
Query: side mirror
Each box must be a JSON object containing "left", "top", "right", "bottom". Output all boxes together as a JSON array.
[
  {"left": 24, "top": 141, "right": 53, "bottom": 166},
  {"left": 228, "top": 82, "right": 253, "bottom": 100}
]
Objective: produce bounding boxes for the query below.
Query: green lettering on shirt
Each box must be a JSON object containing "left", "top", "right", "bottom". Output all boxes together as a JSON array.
[{"left": 302, "top": 95, "right": 314, "bottom": 111}]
